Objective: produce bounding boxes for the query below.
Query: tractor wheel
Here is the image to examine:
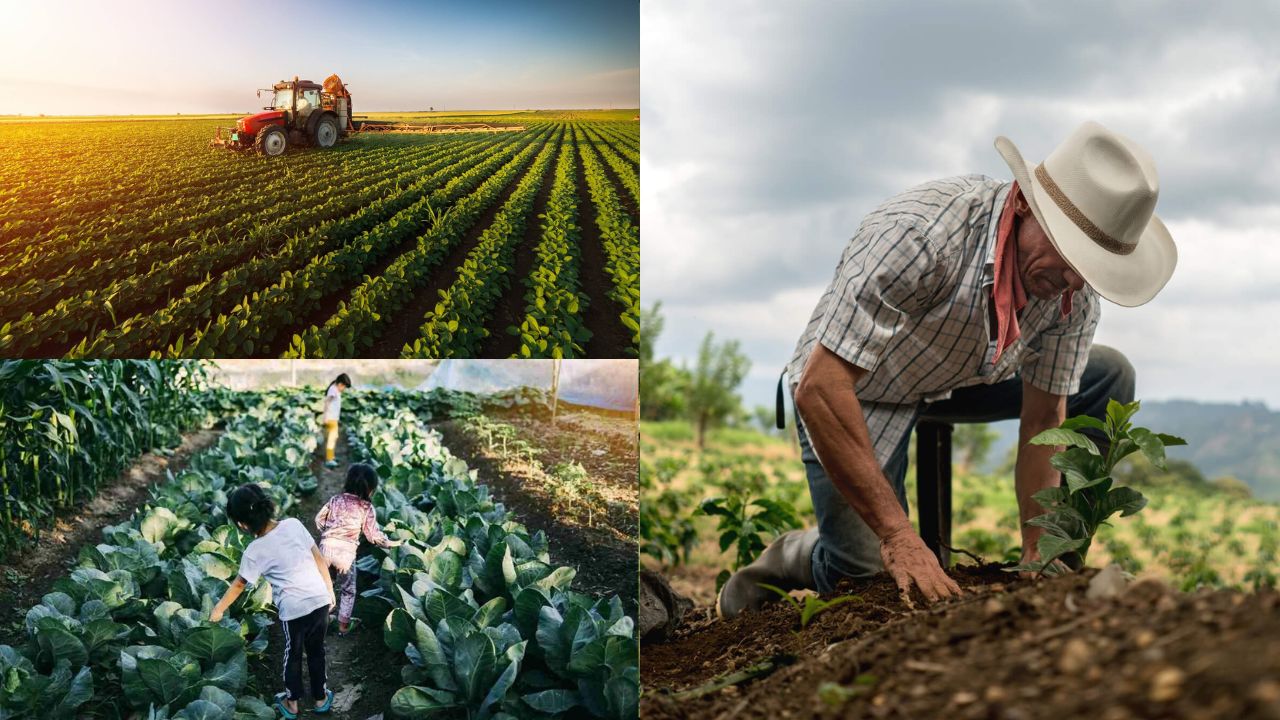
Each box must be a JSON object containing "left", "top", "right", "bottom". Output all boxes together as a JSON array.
[
  {"left": 314, "top": 115, "right": 339, "bottom": 149},
  {"left": 255, "top": 125, "right": 287, "bottom": 157}
]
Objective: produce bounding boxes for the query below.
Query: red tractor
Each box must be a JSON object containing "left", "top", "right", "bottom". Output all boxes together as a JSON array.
[{"left": 213, "top": 75, "right": 354, "bottom": 156}]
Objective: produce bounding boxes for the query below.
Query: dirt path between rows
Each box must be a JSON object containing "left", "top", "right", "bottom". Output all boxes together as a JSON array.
[
  {"left": 0, "top": 429, "right": 222, "bottom": 647},
  {"left": 260, "top": 427, "right": 402, "bottom": 719},
  {"left": 433, "top": 417, "right": 639, "bottom": 617}
]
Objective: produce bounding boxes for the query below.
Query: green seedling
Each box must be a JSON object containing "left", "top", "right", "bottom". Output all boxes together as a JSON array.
[
  {"left": 817, "top": 675, "right": 877, "bottom": 707},
  {"left": 1015, "top": 399, "right": 1187, "bottom": 575},
  {"left": 758, "top": 584, "right": 862, "bottom": 629}
]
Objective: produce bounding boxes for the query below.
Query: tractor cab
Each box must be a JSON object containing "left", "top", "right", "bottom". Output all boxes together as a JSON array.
[
  {"left": 213, "top": 75, "right": 354, "bottom": 157},
  {"left": 266, "top": 80, "right": 321, "bottom": 117}
]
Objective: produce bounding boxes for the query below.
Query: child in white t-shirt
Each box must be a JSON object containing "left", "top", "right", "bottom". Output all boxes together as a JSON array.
[
  {"left": 210, "top": 484, "right": 335, "bottom": 718},
  {"left": 322, "top": 374, "right": 351, "bottom": 468}
]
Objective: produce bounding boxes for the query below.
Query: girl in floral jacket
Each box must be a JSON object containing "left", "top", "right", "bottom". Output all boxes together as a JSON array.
[{"left": 314, "top": 463, "right": 399, "bottom": 634}]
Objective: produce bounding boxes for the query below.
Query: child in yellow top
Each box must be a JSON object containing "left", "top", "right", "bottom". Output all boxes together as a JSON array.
[{"left": 322, "top": 374, "right": 350, "bottom": 468}]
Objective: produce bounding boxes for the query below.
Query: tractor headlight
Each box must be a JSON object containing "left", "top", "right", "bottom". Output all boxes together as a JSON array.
[{"left": 236, "top": 118, "right": 246, "bottom": 132}]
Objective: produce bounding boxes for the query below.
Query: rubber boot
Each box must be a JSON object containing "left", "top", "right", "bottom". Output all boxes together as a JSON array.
[{"left": 716, "top": 528, "right": 819, "bottom": 620}]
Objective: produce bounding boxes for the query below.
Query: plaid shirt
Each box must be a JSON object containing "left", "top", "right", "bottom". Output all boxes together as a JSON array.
[{"left": 787, "top": 175, "right": 1100, "bottom": 464}]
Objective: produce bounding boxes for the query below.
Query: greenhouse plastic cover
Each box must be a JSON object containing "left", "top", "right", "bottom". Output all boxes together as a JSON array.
[{"left": 419, "top": 360, "right": 637, "bottom": 412}]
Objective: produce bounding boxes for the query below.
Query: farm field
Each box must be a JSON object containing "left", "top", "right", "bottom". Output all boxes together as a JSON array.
[
  {"left": 0, "top": 110, "right": 639, "bottom": 359},
  {"left": 0, "top": 360, "right": 639, "bottom": 718},
  {"left": 640, "top": 421, "right": 1280, "bottom": 719}
]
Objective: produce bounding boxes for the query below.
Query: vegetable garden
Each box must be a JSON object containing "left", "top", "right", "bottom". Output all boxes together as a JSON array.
[
  {"left": 0, "top": 111, "right": 639, "bottom": 359},
  {"left": 639, "top": 411, "right": 1280, "bottom": 719},
  {"left": 0, "top": 361, "right": 639, "bottom": 718}
]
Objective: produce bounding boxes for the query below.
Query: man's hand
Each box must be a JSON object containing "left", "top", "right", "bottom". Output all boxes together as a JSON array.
[
  {"left": 210, "top": 607, "right": 224, "bottom": 623},
  {"left": 879, "top": 524, "right": 962, "bottom": 607}
]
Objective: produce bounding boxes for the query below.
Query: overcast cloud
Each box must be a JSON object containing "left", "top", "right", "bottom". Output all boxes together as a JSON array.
[{"left": 641, "top": 0, "right": 1280, "bottom": 410}]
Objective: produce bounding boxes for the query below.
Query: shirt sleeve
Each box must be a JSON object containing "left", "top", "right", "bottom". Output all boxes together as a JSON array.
[
  {"left": 238, "top": 545, "right": 261, "bottom": 586},
  {"left": 1021, "top": 288, "right": 1101, "bottom": 396},
  {"left": 816, "top": 220, "right": 943, "bottom": 372},
  {"left": 361, "top": 503, "right": 392, "bottom": 547}
]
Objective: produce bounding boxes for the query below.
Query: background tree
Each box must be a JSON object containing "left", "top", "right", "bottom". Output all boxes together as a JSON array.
[
  {"left": 640, "top": 302, "right": 691, "bottom": 420},
  {"left": 952, "top": 423, "right": 998, "bottom": 472},
  {"left": 687, "top": 332, "right": 750, "bottom": 448}
]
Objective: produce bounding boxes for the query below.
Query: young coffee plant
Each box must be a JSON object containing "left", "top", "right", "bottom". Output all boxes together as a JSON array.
[
  {"left": 698, "top": 491, "right": 802, "bottom": 591},
  {"left": 1016, "top": 399, "right": 1186, "bottom": 575}
]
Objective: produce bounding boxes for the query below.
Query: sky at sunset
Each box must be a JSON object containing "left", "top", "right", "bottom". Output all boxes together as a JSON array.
[{"left": 0, "top": 0, "right": 638, "bottom": 115}]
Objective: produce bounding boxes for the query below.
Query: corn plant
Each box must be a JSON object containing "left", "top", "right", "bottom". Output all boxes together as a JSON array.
[
  {"left": 1015, "top": 400, "right": 1187, "bottom": 575},
  {"left": 0, "top": 360, "right": 211, "bottom": 556}
]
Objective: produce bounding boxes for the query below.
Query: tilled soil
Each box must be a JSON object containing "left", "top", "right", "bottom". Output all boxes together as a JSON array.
[
  {"left": 434, "top": 416, "right": 639, "bottom": 617},
  {"left": 495, "top": 408, "right": 638, "bottom": 518},
  {"left": 641, "top": 566, "right": 1280, "bottom": 720},
  {"left": 0, "top": 429, "right": 221, "bottom": 647}
]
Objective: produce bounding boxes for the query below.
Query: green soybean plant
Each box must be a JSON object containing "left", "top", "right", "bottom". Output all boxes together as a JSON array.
[
  {"left": 698, "top": 491, "right": 802, "bottom": 592},
  {"left": 1015, "top": 399, "right": 1187, "bottom": 575}
]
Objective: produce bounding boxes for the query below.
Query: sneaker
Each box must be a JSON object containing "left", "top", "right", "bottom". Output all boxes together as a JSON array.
[
  {"left": 324, "top": 460, "right": 338, "bottom": 468},
  {"left": 313, "top": 689, "right": 335, "bottom": 715}
]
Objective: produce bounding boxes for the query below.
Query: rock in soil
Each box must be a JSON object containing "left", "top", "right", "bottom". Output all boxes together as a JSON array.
[{"left": 641, "top": 569, "right": 695, "bottom": 642}]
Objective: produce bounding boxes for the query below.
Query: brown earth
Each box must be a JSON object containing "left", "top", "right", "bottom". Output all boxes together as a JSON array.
[
  {"left": 495, "top": 408, "right": 639, "bottom": 514},
  {"left": 433, "top": 414, "right": 639, "bottom": 617},
  {"left": 0, "top": 429, "right": 221, "bottom": 647},
  {"left": 641, "top": 566, "right": 1280, "bottom": 720}
]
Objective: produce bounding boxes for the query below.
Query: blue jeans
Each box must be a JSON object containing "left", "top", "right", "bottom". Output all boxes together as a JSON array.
[{"left": 797, "top": 345, "right": 1135, "bottom": 593}]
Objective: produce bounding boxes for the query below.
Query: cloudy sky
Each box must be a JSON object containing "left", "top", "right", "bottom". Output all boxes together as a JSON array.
[
  {"left": 642, "top": 0, "right": 1280, "bottom": 412},
  {"left": 0, "top": 0, "right": 638, "bottom": 114}
]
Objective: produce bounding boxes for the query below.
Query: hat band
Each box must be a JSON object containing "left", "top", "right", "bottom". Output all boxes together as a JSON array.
[{"left": 1034, "top": 164, "right": 1136, "bottom": 256}]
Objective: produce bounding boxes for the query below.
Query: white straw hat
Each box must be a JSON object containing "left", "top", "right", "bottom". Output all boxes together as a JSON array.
[{"left": 994, "top": 121, "right": 1177, "bottom": 307}]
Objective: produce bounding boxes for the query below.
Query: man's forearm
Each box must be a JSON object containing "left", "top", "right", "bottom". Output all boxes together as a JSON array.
[{"left": 795, "top": 358, "right": 910, "bottom": 540}]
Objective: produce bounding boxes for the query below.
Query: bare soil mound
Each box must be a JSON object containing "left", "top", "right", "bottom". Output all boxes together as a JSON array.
[{"left": 642, "top": 565, "right": 1280, "bottom": 720}]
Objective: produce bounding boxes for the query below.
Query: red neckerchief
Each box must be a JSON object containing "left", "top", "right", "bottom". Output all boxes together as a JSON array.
[{"left": 991, "top": 182, "right": 1073, "bottom": 365}]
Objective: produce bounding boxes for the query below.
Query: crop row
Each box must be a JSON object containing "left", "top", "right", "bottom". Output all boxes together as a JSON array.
[
  {"left": 518, "top": 128, "right": 592, "bottom": 358},
  {"left": 344, "top": 400, "right": 639, "bottom": 719},
  {"left": 583, "top": 127, "right": 639, "bottom": 213},
  {"left": 178, "top": 125, "right": 556, "bottom": 357},
  {"left": 0, "top": 121, "right": 273, "bottom": 241},
  {"left": 589, "top": 126, "right": 639, "bottom": 164},
  {"left": 0, "top": 141, "right": 462, "bottom": 322},
  {"left": 0, "top": 119, "right": 640, "bottom": 358},
  {"left": 0, "top": 360, "right": 212, "bottom": 556},
  {"left": 0, "top": 391, "right": 318, "bottom": 718},
  {"left": 1, "top": 134, "right": 521, "bottom": 357},
  {"left": 74, "top": 132, "right": 533, "bottom": 358},
  {"left": 574, "top": 127, "right": 641, "bottom": 350},
  {"left": 284, "top": 125, "right": 560, "bottom": 358},
  {"left": 401, "top": 127, "right": 562, "bottom": 358},
  {"left": 0, "top": 137, "right": 376, "bottom": 283}
]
